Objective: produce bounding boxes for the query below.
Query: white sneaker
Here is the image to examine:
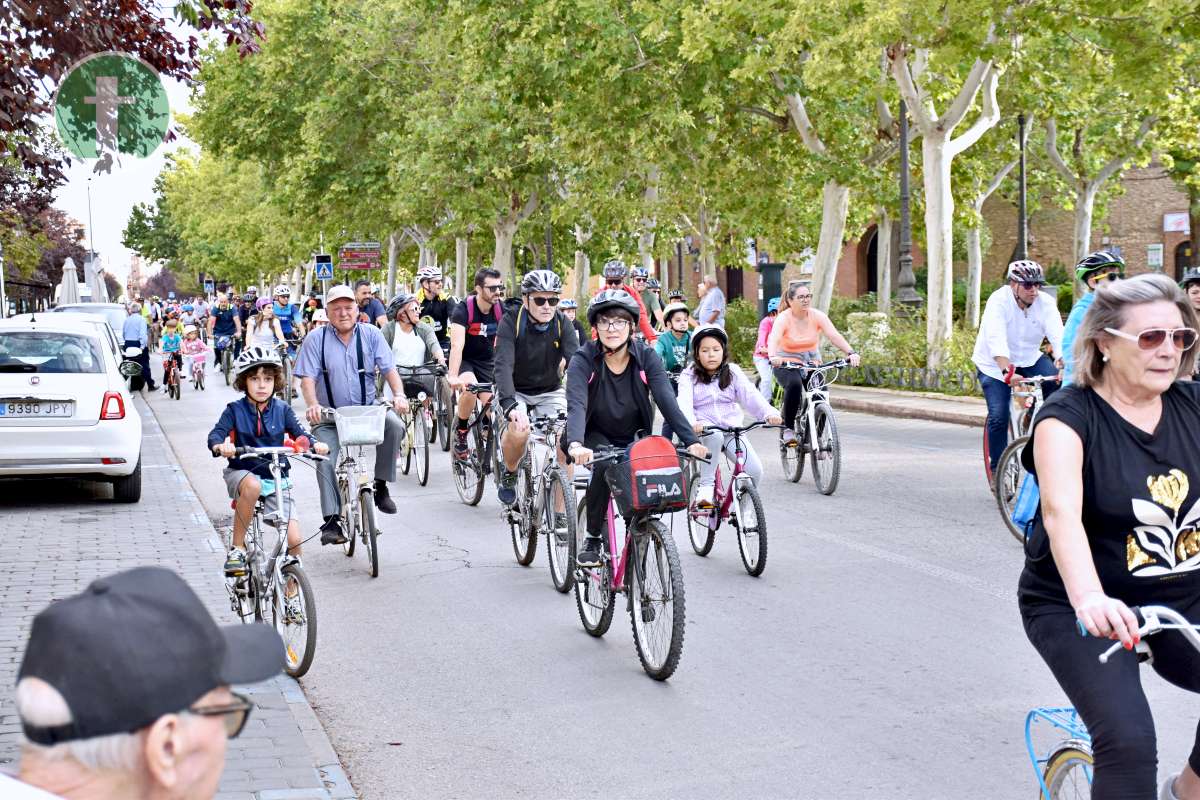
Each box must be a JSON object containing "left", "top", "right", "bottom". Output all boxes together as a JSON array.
[
  {"left": 694, "top": 485, "right": 714, "bottom": 509},
  {"left": 1160, "top": 774, "right": 1181, "bottom": 800}
]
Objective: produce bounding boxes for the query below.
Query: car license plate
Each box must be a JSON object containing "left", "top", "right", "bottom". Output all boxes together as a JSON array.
[{"left": 0, "top": 400, "right": 74, "bottom": 418}]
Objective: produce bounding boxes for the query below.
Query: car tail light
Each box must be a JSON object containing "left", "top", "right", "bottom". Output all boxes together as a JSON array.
[
  {"left": 100, "top": 391, "right": 125, "bottom": 420},
  {"left": 101, "top": 457, "right": 127, "bottom": 465}
]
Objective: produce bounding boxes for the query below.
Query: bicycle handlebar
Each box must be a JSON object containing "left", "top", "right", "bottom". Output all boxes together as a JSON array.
[
  {"left": 211, "top": 444, "right": 327, "bottom": 461},
  {"left": 775, "top": 358, "right": 849, "bottom": 370},
  {"left": 566, "top": 443, "right": 709, "bottom": 466},
  {"left": 1076, "top": 605, "right": 1200, "bottom": 664},
  {"left": 699, "top": 421, "right": 783, "bottom": 435}
]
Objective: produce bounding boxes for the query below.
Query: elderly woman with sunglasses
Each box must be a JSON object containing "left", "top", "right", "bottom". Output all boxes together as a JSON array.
[
  {"left": 972, "top": 260, "right": 1065, "bottom": 475},
  {"left": 767, "top": 281, "right": 859, "bottom": 445},
  {"left": 1019, "top": 274, "right": 1200, "bottom": 800}
]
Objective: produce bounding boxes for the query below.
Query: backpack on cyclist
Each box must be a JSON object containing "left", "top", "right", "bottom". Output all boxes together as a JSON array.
[
  {"left": 465, "top": 295, "right": 502, "bottom": 334},
  {"left": 606, "top": 435, "right": 688, "bottom": 516}
]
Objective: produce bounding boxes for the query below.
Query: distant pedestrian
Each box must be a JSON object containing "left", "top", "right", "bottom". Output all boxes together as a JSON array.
[
  {"left": 121, "top": 303, "right": 155, "bottom": 391},
  {"left": 3, "top": 566, "right": 283, "bottom": 800},
  {"left": 694, "top": 274, "right": 726, "bottom": 328}
]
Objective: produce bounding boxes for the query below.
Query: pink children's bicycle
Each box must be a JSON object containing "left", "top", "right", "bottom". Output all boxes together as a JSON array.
[{"left": 683, "top": 421, "right": 774, "bottom": 577}]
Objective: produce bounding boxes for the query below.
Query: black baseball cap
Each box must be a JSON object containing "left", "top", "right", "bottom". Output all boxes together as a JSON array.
[{"left": 18, "top": 566, "right": 284, "bottom": 745}]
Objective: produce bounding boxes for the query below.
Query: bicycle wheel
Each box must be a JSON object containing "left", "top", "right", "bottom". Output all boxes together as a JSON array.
[
  {"left": 629, "top": 519, "right": 686, "bottom": 681},
  {"left": 686, "top": 478, "right": 715, "bottom": 556},
  {"left": 735, "top": 483, "right": 768, "bottom": 577},
  {"left": 274, "top": 562, "right": 317, "bottom": 678},
  {"left": 510, "top": 459, "right": 538, "bottom": 566},
  {"left": 811, "top": 403, "right": 841, "bottom": 496},
  {"left": 426, "top": 397, "right": 439, "bottom": 444},
  {"left": 439, "top": 389, "right": 454, "bottom": 452},
  {"left": 779, "top": 426, "right": 803, "bottom": 483},
  {"left": 399, "top": 418, "right": 412, "bottom": 476},
  {"left": 452, "top": 423, "right": 486, "bottom": 506},
  {"left": 994, "top": 435, "right": 1030, "bottom": 544},
  {"left": 222, "top": 349, "right": 232, "bottom": 385},
  {"left": 414, "top": 409, "right": 430, "bottom": 487},
  {"left": 545, "top": 467, "right": 575, "bottom": 593},
  {"left": 359, "top": 489, "right": 379, "bottom": 578},
  {"left": 574, "top": 497, "right": 614, "bottom": 636},
  {"left": 196, "top": 368, "right": 204, "bottom": 391},
  {"left": 341, "top": 479, "right": 357, "bottom": 557},
  {"left": 1042, "top": 745, "right": 1093, "bottom": 799}
]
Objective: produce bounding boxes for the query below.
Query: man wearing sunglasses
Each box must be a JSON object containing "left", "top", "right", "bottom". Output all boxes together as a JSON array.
[
  {"left": 973, "top": 259, "right": 1065, "bottom": 474},
  {"left": 594, "top": 259, "right": 657, "bottom": 343},
  {"left": 1062, "top": 251, "right": 1125, "bottom": 384},
  {"left": 493, "top": 269, "right": 579, "bottom": 506},
  {"left": 449, "top": 268, "right": 505, "bottom": 459},
  {"left": 6, "top": 566, "right": 283, "bottom": 800}
]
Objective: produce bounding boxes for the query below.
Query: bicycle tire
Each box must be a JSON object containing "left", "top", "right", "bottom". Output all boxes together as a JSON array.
[
  {"left": 222, "top": 349, "right": 231, "bottom": 385},
  {"left": 811, "top": 403, "right": 841, "bottom": 496},
  {"left": 453, "top": 421, "right": 486, "bottom": 506},
  {"left": 735, "top": 483, "right": 768, "bottom": 576},
  {"left": 685, "top": 477, "right": 715, "bottom": 556},
  {"left": 197, "top": 369, "right": 204, "bottom": 391},
  {"left": 439, "top": 389, "right": 453, "bottom": 452},
  {"left": 1042, "top": 745, "right": 1093, "bottom": 799},
  {"left": 275, "top": 562, "right": 317, "bottom": 678},
  {"left": 399, "top": 419, "right": 412, "bottom": 476},
  {"left": 994, "top": 435, "right": 1030, "bottom": 544},
  {"left": 414, "top": 410, "right": 430, "bottom": 486},
  {"left": 629, "top": 518, "right": 686, "bottom": 680},
  {"left": 360, "top": 489, "right": 379, "bottom": 578},
  {"left": 545, "top": 467, "right": 575, "bottom": 593},
  {"left": 780, "top": 428, "right": 803, "bottom": 483},
  {"left": 574, "top": 496, "right": 614, "bottom": 636},
  {"left": 510, "top": 458, "right": 538, "bottom": 566},
  {"left": 341, "top": 479, "right": 357, "bottom": 557},
  {"left": 426, "top": 397, "right": 439, "bottom": 444}
]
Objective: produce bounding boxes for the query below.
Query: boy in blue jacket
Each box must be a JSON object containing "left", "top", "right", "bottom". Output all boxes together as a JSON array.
[{"left": 207, "top": 346, "right": 328, "bottom": 583}]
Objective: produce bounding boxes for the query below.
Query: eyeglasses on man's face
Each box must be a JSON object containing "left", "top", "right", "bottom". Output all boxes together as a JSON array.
[
  {"left": 483, "top": 284, "right": 504, "bottom": 293},
  {"left": 188, "top": 691, "right": 253, "bottom": 739}
]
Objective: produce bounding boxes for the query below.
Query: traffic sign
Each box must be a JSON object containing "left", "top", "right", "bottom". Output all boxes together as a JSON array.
[
  {"left": 338, "top": 241, "right": 381, "bottom": 271},
  {"left": 315, "top": 254, "right": 334, "bottom": 281},
  {"left": 203, "top": 279, "right": 214, "bottom": 294}
]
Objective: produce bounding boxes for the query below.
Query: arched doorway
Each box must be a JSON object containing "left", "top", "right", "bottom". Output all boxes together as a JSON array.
[
  {"left": 857, "top": 225, "right": 879, "bottom": 296},
  {"left": 1176, "top": 241, "right": 1193, "bottom": 279}
]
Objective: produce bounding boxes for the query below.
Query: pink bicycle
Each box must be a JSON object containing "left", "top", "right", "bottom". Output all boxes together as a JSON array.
[
  {"left": 683, "top": 421, "right": 775, "bottom": 577},
  {"left": 572, "top": 444, "right": 698, "bottom": 681}
]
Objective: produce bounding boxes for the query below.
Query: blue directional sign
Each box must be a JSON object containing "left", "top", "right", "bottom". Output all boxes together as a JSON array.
[{"left": 315, "top": 254, "right": 333, "bottom": 280}]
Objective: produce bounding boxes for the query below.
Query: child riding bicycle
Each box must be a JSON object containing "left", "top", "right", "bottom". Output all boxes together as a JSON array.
[
  {"left": 181, "top": 325, "right": 210, "bottom": 386},
  {"left": 160, "top": 319, "right": 183, "bottom": 386},
  {"left": 207, "top": 347, "right": 329, "bottom": 593},
  {"left": 678, "top": 325, "right": 782, "bottom": 508}
]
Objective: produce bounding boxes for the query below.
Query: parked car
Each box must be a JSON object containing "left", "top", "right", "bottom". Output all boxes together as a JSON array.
[
  {"left": 4, "top": 312, "right": 121, "bottom": 359},
  {"left": 0, "top": 316, "right": 143, "bottom": 501},
  {"left": 51, "top": 303, "right": 128, "bottom": 339}
]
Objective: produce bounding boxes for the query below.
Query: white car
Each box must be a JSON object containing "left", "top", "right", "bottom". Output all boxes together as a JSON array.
[
  {"left": 5, "top": 312, "right": 122, "bottom": 359},
  {"left": 51, "top": 303, "right": 128, "bottom": 339},
  {"left": 0, "top": 316, "right": 143, "bottom": 501}
]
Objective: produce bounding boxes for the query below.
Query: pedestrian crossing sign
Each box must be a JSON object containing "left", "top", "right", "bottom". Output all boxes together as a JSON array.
[{"left": 315, "top": 254, "right": 333, "bottom": 280}]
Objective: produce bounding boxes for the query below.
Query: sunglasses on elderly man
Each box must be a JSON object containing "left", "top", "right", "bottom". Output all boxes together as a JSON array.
[
  {"left": 1104, "top": 326, "right": 1198, "bottom": 351},
  {"left": 530, "top": 296, "right": 560, "bottom": 307}
]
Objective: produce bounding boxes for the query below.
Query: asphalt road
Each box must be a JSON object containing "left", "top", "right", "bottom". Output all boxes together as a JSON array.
[{"left": 141, "top": 360, "right": 1198, "bottom": 800}]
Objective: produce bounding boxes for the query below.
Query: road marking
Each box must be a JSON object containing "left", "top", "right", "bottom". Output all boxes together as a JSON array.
[{"left": 806, "top": 527, "right": 1010, "bottom": 602}]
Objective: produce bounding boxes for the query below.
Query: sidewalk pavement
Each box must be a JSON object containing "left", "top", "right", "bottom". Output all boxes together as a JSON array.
[
  {"left": 829, "top": 384, "right": 986, "bottom": 428},
  {"left": 0, "top": 395, "right": 356, "bottom": 800}
]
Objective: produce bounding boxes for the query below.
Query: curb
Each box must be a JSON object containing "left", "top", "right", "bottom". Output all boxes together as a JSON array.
[
  {"left": 828, "top": 387, "right": 986, "bottom": 428},
  {"left": 137, "top": 395, "right": 357, "bottom": 800}
]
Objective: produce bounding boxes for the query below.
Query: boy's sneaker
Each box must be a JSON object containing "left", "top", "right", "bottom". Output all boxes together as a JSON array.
[
  {"left": 223, "top": 547, "right": 247, "bottom": 577},
  {"left": 576, "top": 537, "right": 603, "bottom": 567},
  {"left": 497, "top": 467, "right": 518, "bottom": 506},
  {"left": 319, "top": 516, "right": 347, "bottom": 545}
]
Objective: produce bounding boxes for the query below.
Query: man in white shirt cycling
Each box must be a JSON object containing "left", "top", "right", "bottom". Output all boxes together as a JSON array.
[{"left": 972, "top": 259, "right": 1064, "bottom": 474}]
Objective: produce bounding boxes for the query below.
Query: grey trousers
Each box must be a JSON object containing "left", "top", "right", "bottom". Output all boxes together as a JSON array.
[{"left": 311, "top": 411, "right": 405, "bottom": 518}]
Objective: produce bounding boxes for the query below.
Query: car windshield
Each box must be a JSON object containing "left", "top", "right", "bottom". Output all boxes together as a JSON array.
[{"left": 0, "top": 332, "right": 105, "bottom": 373}]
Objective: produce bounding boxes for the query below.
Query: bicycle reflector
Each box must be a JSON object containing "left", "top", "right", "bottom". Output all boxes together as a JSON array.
[{"left": 100, "top": 392, "right": 125, "bottom": 420}]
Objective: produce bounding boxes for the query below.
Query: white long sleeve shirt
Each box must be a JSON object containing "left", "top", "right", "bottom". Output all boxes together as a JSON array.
[{"left": 972, "top": 286, "right": 1064, "bottom": 381}]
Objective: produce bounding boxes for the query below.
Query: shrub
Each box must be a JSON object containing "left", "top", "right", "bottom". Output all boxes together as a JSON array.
[{"left": 724, "top": 298, "right": 760, "bottom": 368}]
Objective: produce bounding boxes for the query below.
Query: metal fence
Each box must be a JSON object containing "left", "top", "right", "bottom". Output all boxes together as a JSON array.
[{"left": 849, "top": 364, "right": 981, "bottom": 396}]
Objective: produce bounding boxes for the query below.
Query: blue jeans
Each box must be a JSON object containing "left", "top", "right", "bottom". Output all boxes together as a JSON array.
[{"left": 979, "top": 354, "right": 1060, "bottom": 470}]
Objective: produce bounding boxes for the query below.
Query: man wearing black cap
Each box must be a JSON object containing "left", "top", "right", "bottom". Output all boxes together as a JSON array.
[{"left": 2, "top": 566, "right": 284, "bottom": 800}]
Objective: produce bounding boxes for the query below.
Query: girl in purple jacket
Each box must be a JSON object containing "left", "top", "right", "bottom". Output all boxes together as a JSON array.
[{"left": 677, "top": 325, "right": 782, "bottom": 508}]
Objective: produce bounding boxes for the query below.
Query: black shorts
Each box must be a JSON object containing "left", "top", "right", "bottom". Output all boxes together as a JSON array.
[{"left": 458, "top": 359, "right": 494, "bottom": 386}]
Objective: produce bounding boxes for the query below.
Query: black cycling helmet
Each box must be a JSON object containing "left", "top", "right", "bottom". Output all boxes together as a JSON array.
[
  {"left": 387, "top": 292, "right": 417, "bottom": 318},
  {"left": 601, "top": 259, "right": 628, "bottom": 282},
  {"left": 646, "top": 277, "right": 661, "bottom": 290},
  {"left": 691, "top": 324, "right": 729, "bottom": 359},
  {"left": 1075, "top": 250, "right": 1125, "bottom": 282},
  {"left": 586, "top": 289, "right": 640, "bottom": 327},
  {"left": 1181, "top": 268, "right": 1200, "bottom": 289},
  {"left": 1007, "top": 260, "right": 1046, "bottom": 284},
  {"left": 520, "top": 269, "right": 562, "bottom": 295}
]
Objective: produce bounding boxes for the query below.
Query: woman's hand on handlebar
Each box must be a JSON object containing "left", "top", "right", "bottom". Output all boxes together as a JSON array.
[
  {"left": 769, "top": 356, "right": 782, "bottom": 367},
  {"left": 766, "top": 413, "right": 783, "bottom": 426},
  {"left": 568, "top": 443, "right": 593, "bottom": 466},
  {"left": 686, "top": 442, "right": 709, "bottom": 461},
  {"left": 692, "top": 421, "right": 704, "bottom": 435},
  {"left": 847, "top": 353, "right": 861, "bottom": 367},
  {"left": 1076, "top": 590, "right": 1141, "bottom": 648}
]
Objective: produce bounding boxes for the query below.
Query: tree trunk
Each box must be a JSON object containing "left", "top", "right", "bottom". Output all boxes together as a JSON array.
[
  {"left": 813, "top": 180, "right": 850, "bottom": 313},
  {"left": 574, "top": 250, "right": 590, "bottom": 301},
  {"left": 493, "top": 222, "right": 516, "bottom": 278},
  {"left": 921, "top": 138, "right": 955, "bottom": 369},
  {"left": 1074, "top": 185, "right": 1097, "bottom": 266},
  {"left": 1190, "top": 185, "right": 1200, "bottom": 270},
  {"left": 639, "top": 166, "right": 660, "bottom": 275},
  {"left": 965, "top": 225, "right": 983, "bottom": 328},
  {"left": 386, "top": 231, "right": 398, "bottom": 299},
  {"left": 876, "top": 208, "right": 893, "bottom": 315},
  {"left": 455, "top": 237, "right": 468, "bottom": 297}
]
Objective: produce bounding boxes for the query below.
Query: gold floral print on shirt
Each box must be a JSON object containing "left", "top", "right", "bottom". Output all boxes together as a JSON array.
[{"left": 1130, "top": 469, "right": 1200, "bottom": 577}]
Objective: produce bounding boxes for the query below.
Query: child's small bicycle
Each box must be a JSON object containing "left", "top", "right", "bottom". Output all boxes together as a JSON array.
[
  {"left": 189, "top": 352, "right": 207, "bottom": 391},
  {"left": 1026, "top": 605, "right": 1200, "bottom": 799},
  {"left": 682, "top": 421, "right": 777, "bottom": 577},
  {"left": 163, "top": 353, "right": 182, "bottom": 400}
]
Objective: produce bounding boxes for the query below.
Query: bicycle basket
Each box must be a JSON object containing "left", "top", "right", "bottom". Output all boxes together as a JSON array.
[
  {"left": 605, "top": 435, "right": 688, "bottom": 517},
  {"left": 334, "top": 405, "right": 387, "bottom": 446}
]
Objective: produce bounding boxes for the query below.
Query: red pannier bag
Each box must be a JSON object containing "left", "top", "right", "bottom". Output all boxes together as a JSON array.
[{"left": 605, "top": 435, "right": 688, "bottom": 516}]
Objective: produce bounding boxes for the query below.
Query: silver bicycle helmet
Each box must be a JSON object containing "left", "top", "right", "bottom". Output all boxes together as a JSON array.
[
  {"left": 630, "top": 266, "right": 649, "bottom": 279},
  {"left": 387, "top": 292, "right": 417, "bottom": 318},
  {"left": 560, "top": 298, "right": 578, "bottom": 310},
  {"left": 233, "top": 345, "right": 282, "bottom": 378},
  {"left": 520, "top": 269, "right": 563, "bottom": 295},
  {"left": 601, "top": 259, "right": 629, "bottom": 281},
  {"left": 1007, "top": 260, "right": 1046, "bottom": 284}
]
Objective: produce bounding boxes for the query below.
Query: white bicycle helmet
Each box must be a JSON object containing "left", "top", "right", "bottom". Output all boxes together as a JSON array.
[
  {"left": 416, "top": 266, "right": 443, "bottom": 282},
  {"left": 233, "top": 345, "right": 282, "bottom": 378},
  {"left": 273, "top": 284, "right": 291, "bottom": 297},
  {"left": 520, "top": 269, "right": 563, "bottom": 295},
  {"left": 1006, "top": 260, "right": 1046, "bottom": 284}
]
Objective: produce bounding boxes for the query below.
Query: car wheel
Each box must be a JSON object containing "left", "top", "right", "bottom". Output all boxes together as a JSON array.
[{"left": 111, "top": 456, "right": 142, "bottom": 503}]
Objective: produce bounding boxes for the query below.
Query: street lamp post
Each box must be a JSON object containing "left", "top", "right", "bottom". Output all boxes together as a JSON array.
[
  {"left": 895, "top": 99, "right": 923, "bottom": 309},
  {"left": 0, "top": 239, "right": 7, "bottom": 319},
  {"left": 1011, "top": 112, "right": 1029, "bottom": 262}
]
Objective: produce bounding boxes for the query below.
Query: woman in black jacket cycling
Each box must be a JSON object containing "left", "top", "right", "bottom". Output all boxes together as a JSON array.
[{"left": 564, "top": 290, "right": 708, "bottom": 566}]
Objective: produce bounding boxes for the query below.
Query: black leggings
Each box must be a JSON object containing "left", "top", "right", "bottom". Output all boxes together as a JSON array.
[
  {"left": 1023, "top": 599, "right": 1200, "bottom": 798},
  {"left": 773, "top": 367, "right": 808, "bottom": 429},
  {"left": 583, "top": 433, "right": 625, "bottom": 539}
]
